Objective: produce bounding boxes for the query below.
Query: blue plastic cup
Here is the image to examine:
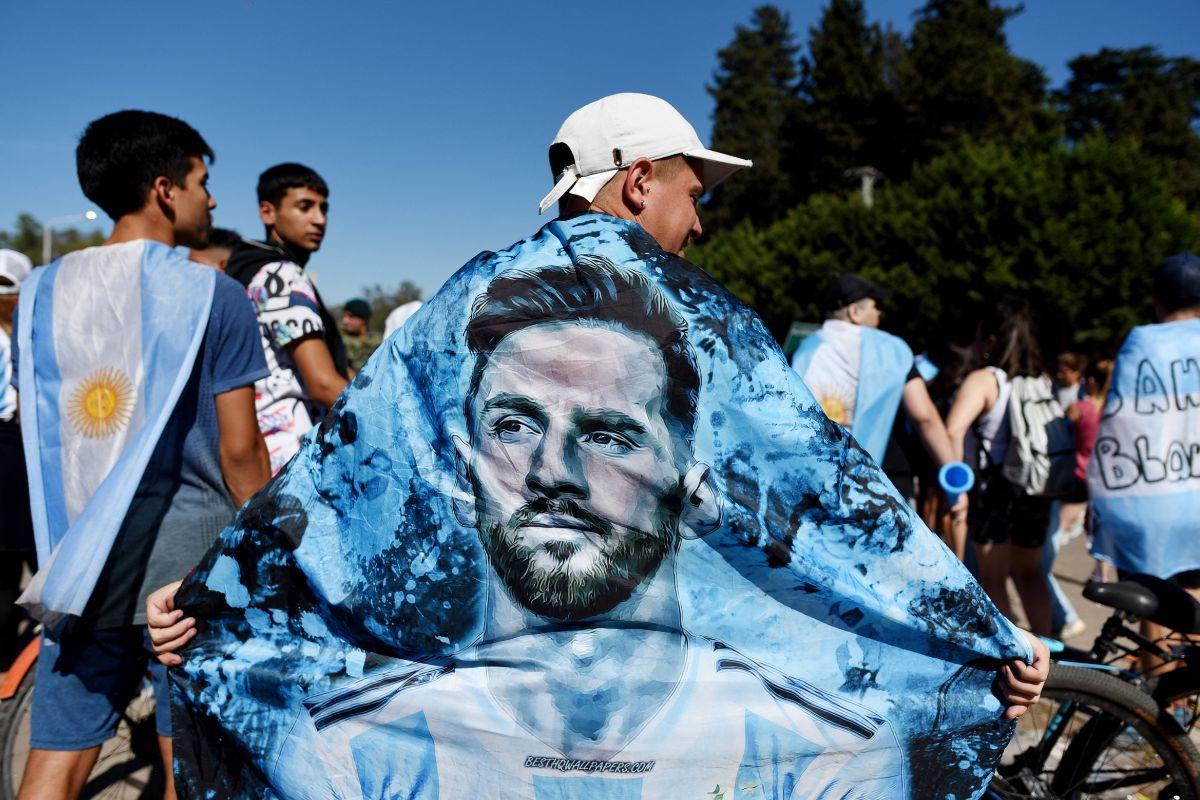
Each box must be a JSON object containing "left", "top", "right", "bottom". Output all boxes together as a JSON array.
[{"left": 938, "top": 462, "right": 975, "bottom": 508}]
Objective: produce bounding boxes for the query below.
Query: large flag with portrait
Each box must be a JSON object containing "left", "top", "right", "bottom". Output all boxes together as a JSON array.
[
  {"left": 171, "top": 214, "right": 1028, "bottom": 799},
  {"left": 1089, "top": 318, "right": 1200, "bottom": 579},
  {"left": 17, "top": 241, "right": 215, "bottom": 627}
]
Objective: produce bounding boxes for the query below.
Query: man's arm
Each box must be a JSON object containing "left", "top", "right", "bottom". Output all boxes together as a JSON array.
[
  {"left": 290, "top": 336, "right": 349, "bottom": 409},
  {"left": 901, "top": 376, "right": 955, "bottom": 465},
  {"left": 216, "top": 385, "right": 271, "bottom": 507}
]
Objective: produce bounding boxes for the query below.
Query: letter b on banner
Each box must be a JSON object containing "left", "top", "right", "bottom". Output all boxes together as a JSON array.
[{"left": 1095, "top": 437, "right": 1139, "bottom": 490}]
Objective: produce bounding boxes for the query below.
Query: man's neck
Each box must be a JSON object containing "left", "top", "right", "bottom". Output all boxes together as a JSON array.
[
  {"left": 106, "top": 212, "right": 175, "bottom": 248},
  {"left": 1161, "top": 307, "right": 1200, "bottom": 323},
  {"left": 267, "top": 231, "right": 310, "bottom": 267}
]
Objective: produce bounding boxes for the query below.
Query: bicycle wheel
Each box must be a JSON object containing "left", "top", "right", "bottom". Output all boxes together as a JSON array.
[
  {"left": 989, "top": 663, "right": 1200, "bottom": 799},
  {"left": 0, "top": 664, "right": 163, "bottom": 800}
]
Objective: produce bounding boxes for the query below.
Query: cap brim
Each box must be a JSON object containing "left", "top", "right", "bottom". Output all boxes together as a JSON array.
[
  {"left": 683, "top": 148, "right": 754, "bottom": 192},
  {"left": 538, "top": 169, "right": 618, "bottom": 215},
  {"left": 869, "top": 286, "right": 893, "bottom": 302}
]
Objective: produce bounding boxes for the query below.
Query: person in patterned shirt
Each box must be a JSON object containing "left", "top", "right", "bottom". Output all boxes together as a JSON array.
[{"left": 225, "top": 163, "right": 350, "bottom": 473}]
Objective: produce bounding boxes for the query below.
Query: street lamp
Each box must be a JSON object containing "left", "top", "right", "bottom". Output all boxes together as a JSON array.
[{"left": 42, "top": 210, "right": 98, "bottom": 265}]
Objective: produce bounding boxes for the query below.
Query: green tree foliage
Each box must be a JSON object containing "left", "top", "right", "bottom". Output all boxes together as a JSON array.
[
  {"left": 791, "top": 0, "right": 900, "bottom": 192},
  {"left": 358, "top": 281, "right": 422, "bottom": 335},
  {"left": 703, "top": 5, "right": 801, "bottom": 229},
  {"left": 690, "top": 136, "right": 1200, "bottom": 357},
  {"left": 1059, "top": 46, "right": 1200, "bottom": 206},
  {"left": 0, "top": 213, "right": 106, "bottom": 265},
  {"left": 896, "top": 0, "right": 1052, "bottom": 165}
]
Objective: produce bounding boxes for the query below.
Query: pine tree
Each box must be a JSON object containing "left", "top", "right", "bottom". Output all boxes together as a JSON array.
[
  {"left": 703, "top": 5, "right": 801, "bottom": 231},
  {"left": 791, "top": 0, "right": 899, "bottom": 196},
  {"left": 897, "top": 0, "right": 1051, "bottom": 166},
  {"left": 1060, "top": 47, "right": 1200, "bottom": 207}
]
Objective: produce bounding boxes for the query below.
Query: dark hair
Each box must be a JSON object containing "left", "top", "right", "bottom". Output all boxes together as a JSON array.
[
  {"left": 464, "top": 256, "right": 700, "bottom": 443},
  {"left": 206, "top": 227, "right": 241, "bottom": 250},
  {"left": 1056, "top": 351, "right": 1087, "bottom": 373},
  {"left": 76, "top": 110, "right": 213, "bottom": 221},
  {"left": 979, "top": 297, "right": 1044, "bottom": 378},
  {"left": 257, "top": 163, "right": 329, "bottom": 206}
]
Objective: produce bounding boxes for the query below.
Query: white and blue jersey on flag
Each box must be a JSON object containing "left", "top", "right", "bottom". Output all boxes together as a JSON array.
[
  {"left": 791, "top": 320, "right": 913, "bottom": 464},
  {"left": 17, "top": 240, "right": 214, "bottom": 625},
  {"left": 1089, "top": 319, "right": 1200, "bottom": 578}
]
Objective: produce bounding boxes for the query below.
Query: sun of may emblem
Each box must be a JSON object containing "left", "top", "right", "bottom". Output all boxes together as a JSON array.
[{"left": 68, "top": 367, "right": 135, "bottom": 438}]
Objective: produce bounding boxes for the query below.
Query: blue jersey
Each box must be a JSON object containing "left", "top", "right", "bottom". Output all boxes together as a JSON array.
[{"left": 271, "top": 637, "right": 904, "bottom": 800}]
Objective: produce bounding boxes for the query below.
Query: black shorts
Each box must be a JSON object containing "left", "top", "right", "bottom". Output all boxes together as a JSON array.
[{"left": 967, "top": 469, "right": 1052, "bottom": 549}]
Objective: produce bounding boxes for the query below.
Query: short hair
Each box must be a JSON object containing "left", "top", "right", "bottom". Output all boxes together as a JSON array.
[
  {"left": 206, "top": 227, "right": 241, "bottom": 250},
  {"left": 1056, "top": 352, "right": 1087, "bottom": 373},
  {"left": 464, "top": 256, "right": 700, "bottom": 443},
  {"left": 76, "top": 110, "right": 213, "bottom": 221},
  {"left": 257, "top": 163, "right": 329, "bottom": 206}
]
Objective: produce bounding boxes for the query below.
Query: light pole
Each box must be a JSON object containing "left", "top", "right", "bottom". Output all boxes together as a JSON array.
[{"left": 42, "top": 210, "right": 98, "bottom": 265}]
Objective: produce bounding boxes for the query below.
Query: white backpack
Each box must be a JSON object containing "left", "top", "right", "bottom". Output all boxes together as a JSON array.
[{"left": 1002, "top": 375, "right": 1077, "bottom": 497}]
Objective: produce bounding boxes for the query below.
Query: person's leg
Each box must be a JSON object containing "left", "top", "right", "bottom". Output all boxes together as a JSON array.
[
  {"left": 1011, "top": 544, "right": 1053, "bottom": 636},
  {"left": 20, "top": 626, "right": 146, "bottom": 799},
  {"left": 1041, "top": 501, "right": 1081, "bottom": 635},
  {"left": 145, "top": 630, "right": 177, "bottom": 800},
  {"left": 17, "top": 748, "right": 101, "bottom": 800},
  {"left": 159, "top": 736, "right": 178, "bottom": 800},
  {"left": 974, "top": 540, "right": 1014, "bottom": 620}
]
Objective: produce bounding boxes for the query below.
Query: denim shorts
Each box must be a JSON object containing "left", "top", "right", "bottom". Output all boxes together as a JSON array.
[{"left": 31, "top": 625, "right": 170, "bottom": 750}]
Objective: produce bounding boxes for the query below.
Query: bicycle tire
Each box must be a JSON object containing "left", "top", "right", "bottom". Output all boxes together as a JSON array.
[
  {"left": 1051, "top": 664, "right": 1200, "bottom": 798},
  {"left": 1151, "top": 664, "right": 1200, "bottom": 734},
  {"left": 0, "top": 670, "right": 35, "bottom": 800}
]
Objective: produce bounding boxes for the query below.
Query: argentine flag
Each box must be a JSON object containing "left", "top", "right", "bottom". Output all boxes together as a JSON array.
[
  {"left": 791, "top": 320, "right": 914, "bottom": 463},
  {"left": 17, "top": 240, "right": 215, "bottom": 627},
  {"left": 1089, "top": 319, "right": 1200, "bottom": 578}
]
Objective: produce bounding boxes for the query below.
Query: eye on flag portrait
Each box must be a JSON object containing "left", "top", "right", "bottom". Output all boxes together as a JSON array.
[
  {"left": 1089, "top": 318, "right": 1200, "bottom": 578},
  {"left": 171, "top": 214, "right": 1029, "bottom": 800},
  {"left": 16, "top": 241, "right": 215, "bottom": 627}
]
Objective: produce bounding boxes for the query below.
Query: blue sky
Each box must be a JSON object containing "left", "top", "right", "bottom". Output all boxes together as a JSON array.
[{"left": 3, "top": 0, "right": 1197, "bottom": 303}]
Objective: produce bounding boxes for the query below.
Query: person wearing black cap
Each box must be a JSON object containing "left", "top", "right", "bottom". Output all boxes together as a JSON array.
[
  {"left": 340, "top": 297, "right": 381, "bottom": 374},
  {"left": 792, "top": 273, "right": 962, "bottom": 513}
]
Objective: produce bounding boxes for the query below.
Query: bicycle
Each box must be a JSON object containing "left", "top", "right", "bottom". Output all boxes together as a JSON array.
[
  {"left": 987, "top": 570, "right": 1200, "bottom": 798},
  {"left": 0, "top": 635, "right": 164, "bottom": 800}
]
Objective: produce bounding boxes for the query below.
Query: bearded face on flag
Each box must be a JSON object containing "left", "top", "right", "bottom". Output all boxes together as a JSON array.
[{"left": 456, "top": 256, "right": 715, "bottom": 622}]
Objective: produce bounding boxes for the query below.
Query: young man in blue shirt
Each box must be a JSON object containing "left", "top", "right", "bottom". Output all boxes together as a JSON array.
[{"left": 14, "top": 110, "right": 271, "bottom": 800}]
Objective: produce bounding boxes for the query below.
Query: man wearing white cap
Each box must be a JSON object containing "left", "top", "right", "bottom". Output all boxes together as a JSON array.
[
  {"left": 0, "top": 249, "right": 34, "bottom": 666},
  {"left": 539, "top": 93, "right": 752, "bottom": 256}
]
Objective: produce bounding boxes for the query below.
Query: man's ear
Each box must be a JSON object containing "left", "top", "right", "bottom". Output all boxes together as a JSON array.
[
  {"left": 259, "top": 200, "right": 277, "bottom": 226},
  {"left": 678, "top": 464, "right": 722, "bottom": 540},
  {"left": 621, "top": 157, "right": 654, "bottom": 213},
  {"left": 152, "top": 176, "right": 175, "bottom": 221},
  {"left": 451, "top": 434, "right": 476, "bottom": 528}
]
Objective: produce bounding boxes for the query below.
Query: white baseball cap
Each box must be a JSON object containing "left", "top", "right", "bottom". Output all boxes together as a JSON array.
[
  {"left": 0, "top": 249, "right": 33, "bottom": 295},
  {"left": 538, "top": 93, "right": 753, "bottom": 214}
]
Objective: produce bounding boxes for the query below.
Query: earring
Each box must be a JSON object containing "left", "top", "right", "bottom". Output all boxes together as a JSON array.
[{"left": 640, "top": 200, "right": 646, "bottom": 210}]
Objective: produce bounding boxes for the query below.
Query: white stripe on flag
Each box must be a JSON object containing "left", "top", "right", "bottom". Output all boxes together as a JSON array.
[{"left": 52, "top": 240, "right": 147, "bottom": 523}]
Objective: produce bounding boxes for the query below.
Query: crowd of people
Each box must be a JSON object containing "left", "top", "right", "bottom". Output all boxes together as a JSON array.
[{"left": 3, "top": 89, "right": 1196, "bottom": 798}]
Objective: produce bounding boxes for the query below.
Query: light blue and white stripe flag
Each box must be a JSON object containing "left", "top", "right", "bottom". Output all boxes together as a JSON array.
[
  {"left": 1089, "top": 319, "right": 1200, "bottom": 578},
  {"left": 791, "top": 319, "right": 914, "bottom": 463},
  {"left": 17, "top": 240, "right": 215, "bottom": 626}
]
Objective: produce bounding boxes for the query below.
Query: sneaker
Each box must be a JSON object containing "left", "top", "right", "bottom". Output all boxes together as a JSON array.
[{"left": 1057, "top": 618, "right": 1087, "bottom": 641}]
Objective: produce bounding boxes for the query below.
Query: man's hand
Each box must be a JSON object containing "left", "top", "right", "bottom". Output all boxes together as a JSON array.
[
  {"left": 146, "top": 580, "right": 195, "bottom": 667},
  {"left": 999, "top": 631, "right": 1050, "bottom": 720}
]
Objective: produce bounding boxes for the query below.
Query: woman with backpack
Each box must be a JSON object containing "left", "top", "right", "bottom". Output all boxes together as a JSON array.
[{"left": 946, "top": 299, "right": 1054, "bottom": 636}]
